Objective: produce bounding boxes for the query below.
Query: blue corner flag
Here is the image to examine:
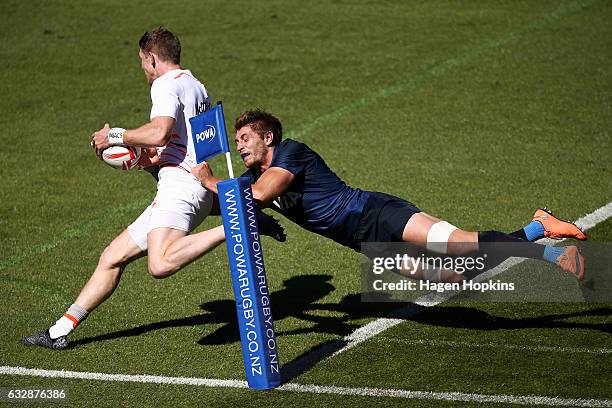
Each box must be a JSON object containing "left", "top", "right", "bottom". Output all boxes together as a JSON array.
[
  {"left": 190, "top": 102, "right": 234, "bottom": 177},
  {"left": 218, "top": 177, "right": 281, "bottom": 390},
  {"left": 190, "top": 102, "right": 281, "bottom": 389}
]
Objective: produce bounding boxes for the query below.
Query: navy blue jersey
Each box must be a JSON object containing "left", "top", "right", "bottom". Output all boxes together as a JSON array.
[{"left": 242, "top": 139, "right": 370, "bottom": 248}]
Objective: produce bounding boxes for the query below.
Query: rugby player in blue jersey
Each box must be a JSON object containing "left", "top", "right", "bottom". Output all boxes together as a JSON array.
[{"left": 192, "top": 110, "right": 587, "bottom": 281}]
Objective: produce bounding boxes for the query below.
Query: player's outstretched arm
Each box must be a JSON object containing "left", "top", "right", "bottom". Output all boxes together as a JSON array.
[
  {"left": 190, "top": 165, "right": 286, "bottom": 241},
  {"left": 91, "top": 116, "right": 175, "bottom": 156},
  {"left": 191, "top": 162, "right": 219, "bottom": 192},
  {"left": 122, "top": 116, "right": 175, "bottom": 147},
  {"left": 251, "top": 167, "right": 294, "bottom": 208},
  {"left": 192, "top": 163, "right": 294, "bottom": 209}
]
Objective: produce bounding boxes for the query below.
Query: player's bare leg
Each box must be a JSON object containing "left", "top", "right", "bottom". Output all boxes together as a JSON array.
[
  {"left": 22, "top": 215, "right": 282, "bottom": 349},
  {"left": 144, "top": 212, "right": 283, "bottom": 279},
  {"left": 22, "top": 229, "right": 145, "bottom": 349},
  {"left": 397, "top": 213, "right": 475, "bottom": 282},
  {"left": 401, "top": 212, "right": 478, "bottom": 254},
  {"left": 401, "top": 212, "right": 584, "bottom": 280},
  {"left": 75, "top": 229, "right": 145, "bottom": 310},
  {"left": 22, "top": 226, "right": 226, "bottom": 349},
  {"left": 146, "top": 225, "right": 226, "bottom": 279}
]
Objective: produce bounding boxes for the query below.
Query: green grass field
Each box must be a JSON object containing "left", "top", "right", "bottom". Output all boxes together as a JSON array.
[{"left": 1, "top": 0, "right": 611, "bottom": 406}]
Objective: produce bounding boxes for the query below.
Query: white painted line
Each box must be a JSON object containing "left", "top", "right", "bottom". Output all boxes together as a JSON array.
[
  {"left": 281, "top": 383, "right": 612, "bottom": 407},
  {"left": 2, "top": 366, "right": 611, "bottom": 407},
  {"left": 332, "top": 201, "right": 612, "bottom": 357},
  {"left": 0, "top": 365, "right": 247, "bottom": 389},
  {"left": 575, "top": 202, "right": 612, "bottom": 231},
  {"left": 372, "top": 337, "right": 612, "bottom": 355}
]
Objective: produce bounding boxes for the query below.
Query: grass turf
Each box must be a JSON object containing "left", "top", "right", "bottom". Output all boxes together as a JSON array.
[{"left": 0, "top": 0, "right": 611, "bottom": 406}]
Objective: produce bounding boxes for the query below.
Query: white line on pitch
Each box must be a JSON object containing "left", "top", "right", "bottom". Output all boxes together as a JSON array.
[
  {"left": 0, "top": 365, "right": 246, "bottom": 388},
  {"left": 372, "top": 337, "right": 612, "bottom": 355},
  {"left": 331, "top": 201, "right": 612, "bottom": 358},
  {"left": 2, "top": 366, "right": 611, "bottom": 407}
]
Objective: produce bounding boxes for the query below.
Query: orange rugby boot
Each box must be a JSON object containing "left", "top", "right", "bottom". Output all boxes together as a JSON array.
[
  {"left": 532, "top": 208, "right": 587, "bottom": 241},
  {"left": 555, "top": 246, "right": 585, "bottom": 280}
]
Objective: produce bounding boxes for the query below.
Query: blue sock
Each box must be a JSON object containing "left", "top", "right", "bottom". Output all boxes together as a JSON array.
[
  {"left": 543, "top": 246, "right": 564, "bottom": 264},
  {"left": 523, "top": 221, "right": 545, "bottom": 241}
]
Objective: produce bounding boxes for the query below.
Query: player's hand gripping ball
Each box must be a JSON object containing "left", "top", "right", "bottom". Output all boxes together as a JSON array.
[{"left": 102, "top": 145, "right": 141, "bottom": 170}]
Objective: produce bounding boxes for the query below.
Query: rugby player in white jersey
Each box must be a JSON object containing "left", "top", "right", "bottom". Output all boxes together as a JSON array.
[{"left": 22, "top": 27, "right": 283, "bottom": 349}]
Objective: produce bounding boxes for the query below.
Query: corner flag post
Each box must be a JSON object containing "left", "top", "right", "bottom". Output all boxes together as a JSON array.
[
  {"left": 226, "top": 150, "right": 234, "bottom": 179},
  {"left": 190, "top": 102, "right": 280, "bottom": 390}
]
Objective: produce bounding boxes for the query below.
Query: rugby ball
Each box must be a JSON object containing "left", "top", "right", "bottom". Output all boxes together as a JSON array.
[{"left": 102, "top": 145, "right": 141, "bottom": 170}]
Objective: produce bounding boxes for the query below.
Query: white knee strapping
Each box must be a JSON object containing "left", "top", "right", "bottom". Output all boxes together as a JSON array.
[{"left": 426, "top": 221, "right": 458, "bottom": 254}]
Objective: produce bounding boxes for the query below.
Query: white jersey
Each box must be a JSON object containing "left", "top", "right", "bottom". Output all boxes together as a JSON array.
[{"left": 150, "top": 69, "right": 210, "bottom": 171}]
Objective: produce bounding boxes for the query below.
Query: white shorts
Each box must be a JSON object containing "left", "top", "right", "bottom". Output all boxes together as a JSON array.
[{"left": 128, "top": 167, "right": 213, "bottom": 250}]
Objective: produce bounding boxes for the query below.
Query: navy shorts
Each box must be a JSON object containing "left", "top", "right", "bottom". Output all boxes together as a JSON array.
[{"left": 354, "top": 192, "right": 421, "bottom": 249}]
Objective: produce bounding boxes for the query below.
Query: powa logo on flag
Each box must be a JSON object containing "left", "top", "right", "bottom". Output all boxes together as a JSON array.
[
  {"left": 195, "top": 125, "right": 216, "bottom": 143},
  {"left": 190, "top": 102, "right": 231, "bottom": 164}
]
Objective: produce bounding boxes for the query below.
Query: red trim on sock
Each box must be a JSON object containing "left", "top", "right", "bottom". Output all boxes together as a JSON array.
[{"left": 64, "top": 313, "right": 79, "bottom": 328}]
